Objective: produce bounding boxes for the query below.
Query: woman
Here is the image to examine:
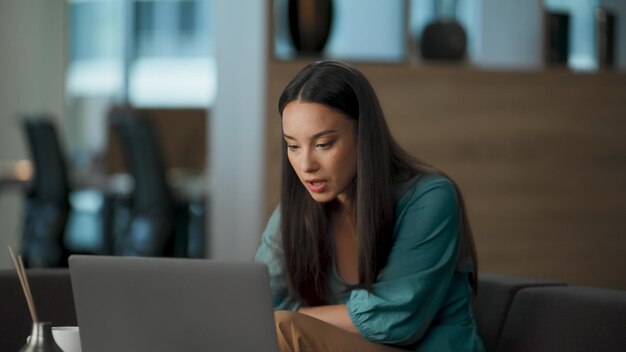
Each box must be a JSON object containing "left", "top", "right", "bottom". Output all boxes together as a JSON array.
[{"left": 255, "top": 61, "right": 485, "bottom": 351}]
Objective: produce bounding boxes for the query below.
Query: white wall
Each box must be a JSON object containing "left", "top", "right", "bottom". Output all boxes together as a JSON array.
[
  {"left": 209, "top": 0, "right": 267, "bottom": 260},
  {"left": 0, "top": 0, "right": 66, "bottom": 268},
  {"left": 324, "top": 0, "right": 405, "bottom": 61},
  {"left": 471, "top": 0, "right": 544, "bottom": 69}
]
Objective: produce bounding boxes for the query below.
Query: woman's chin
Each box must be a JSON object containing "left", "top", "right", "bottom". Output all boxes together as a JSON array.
[{"left": 307, "top": 191, "right": 335, "bottom": 203}]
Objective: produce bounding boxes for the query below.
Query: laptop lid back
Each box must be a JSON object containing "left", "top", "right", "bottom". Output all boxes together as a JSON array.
[{"left": 69, "top": 255, "right": 278, "bottom": 352}]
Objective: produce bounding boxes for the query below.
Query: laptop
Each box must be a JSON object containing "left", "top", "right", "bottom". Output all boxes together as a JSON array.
[{"left": 69, "top": 255, "right": 278, "bottom": 352}]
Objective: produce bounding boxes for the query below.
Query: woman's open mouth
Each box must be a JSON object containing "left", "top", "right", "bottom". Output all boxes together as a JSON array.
[{"left": 306, "top": 180, "right": 327, "bottom": 193}]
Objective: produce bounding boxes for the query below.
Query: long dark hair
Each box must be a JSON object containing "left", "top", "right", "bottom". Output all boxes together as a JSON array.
[{"left": 278, "top": 61, "right": 478, "bottom": 306}]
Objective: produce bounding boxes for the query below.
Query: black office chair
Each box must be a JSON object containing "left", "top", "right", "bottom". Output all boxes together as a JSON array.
[
  {"left": 110, "top": 110, "right": 176, "bottom": 257},
  {"left": 21, "top": 117, "right": 113, "bottom": 266},
  {"left": 21, "top": 117, "right": 71, "bottom": 267}
]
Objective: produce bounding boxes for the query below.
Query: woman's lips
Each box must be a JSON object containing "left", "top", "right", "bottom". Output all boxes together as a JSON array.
[{"left": 306, "top": 180, "right": 327, "bottom": 193}]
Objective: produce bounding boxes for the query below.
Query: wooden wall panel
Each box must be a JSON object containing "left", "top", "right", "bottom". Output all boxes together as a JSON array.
[
  {"left": 106, "top": 108, "right": 207, "bottom": 174},
  {"left": 265, "top": 61, "right": 626, "bottom": 290}
]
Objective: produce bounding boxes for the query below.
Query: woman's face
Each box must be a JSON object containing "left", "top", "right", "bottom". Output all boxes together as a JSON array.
[{"left": 282, "top": 101, "right": 358, "bottom": 205}]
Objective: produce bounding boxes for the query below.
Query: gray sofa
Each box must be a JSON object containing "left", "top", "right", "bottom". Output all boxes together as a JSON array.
[{"left": 1, "top": 269, "right": 625, "bottom": 351}]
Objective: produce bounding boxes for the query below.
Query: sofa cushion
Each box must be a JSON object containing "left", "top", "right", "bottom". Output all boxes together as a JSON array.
[
  {"left": 496, "top": 285, "right": 626, "bottom": 352},
  {"left": 473, "top": 273, "right": 564, "bottom": 352},
  {"left": 0, "top": 269, "right": 77, "bottom": 352}
]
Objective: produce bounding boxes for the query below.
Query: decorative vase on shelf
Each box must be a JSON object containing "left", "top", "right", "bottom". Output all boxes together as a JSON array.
[
  {"left": 420, "top": 0, "right": 467, "bottom": 61},
  {"left": 288, "top": 0, "right": 333, "bottom": 56}
]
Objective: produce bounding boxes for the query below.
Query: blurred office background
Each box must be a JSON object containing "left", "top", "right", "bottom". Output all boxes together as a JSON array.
[{"left": 0, "top": 0, "right": 625, "bottom": 288}]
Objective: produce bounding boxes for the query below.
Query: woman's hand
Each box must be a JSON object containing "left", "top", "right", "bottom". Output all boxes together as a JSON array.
[{"left": 297, "top": 304, "right": 359, "bottom": 334}]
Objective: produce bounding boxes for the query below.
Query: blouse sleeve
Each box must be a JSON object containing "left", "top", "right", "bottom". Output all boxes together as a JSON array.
[
  {"left": 346, "top": 176, "right": 462, "bottom": 345},
  {"left": 254, "top": 206, "right": 302, "bottom": 311}
]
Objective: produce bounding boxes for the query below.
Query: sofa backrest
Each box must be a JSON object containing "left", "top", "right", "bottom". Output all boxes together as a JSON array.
[
  {"left": 473, "top": 273, "right": 565, "bottom": 352},
  {"left": 2, "top": 269, "right": 624, "bottom": 352},
  {"left": 0, "top": 269, "right": 76, "bottom": 352},
  {"left": 496, "top": 285, "right": 626, "bottom": 352}
]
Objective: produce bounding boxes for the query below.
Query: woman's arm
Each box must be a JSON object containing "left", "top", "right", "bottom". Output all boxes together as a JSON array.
[
  {"left": 345, "top": 176, "right": 462, "bottom": 345},
  {"left": 298, "top": 304, "right": 359, "bottom": 334}
]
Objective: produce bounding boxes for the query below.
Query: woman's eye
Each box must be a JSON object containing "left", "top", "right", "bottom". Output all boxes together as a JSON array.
[
  {"left": 287, "top": 145, "right": 300, "bottom": 151},
  {"left": 316, "top": 142, "right": 333, "bottom": 150}
]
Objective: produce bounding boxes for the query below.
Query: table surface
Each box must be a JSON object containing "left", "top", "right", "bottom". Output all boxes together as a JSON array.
[
  {"left": 0, "top": 160, "right": 32, "bottom": 192},
  {"left": 0, "top": 159, "right": 208, "bottom": 201}
]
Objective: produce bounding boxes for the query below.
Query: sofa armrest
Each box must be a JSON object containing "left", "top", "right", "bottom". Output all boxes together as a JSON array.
[
  {"left": 496, "top": 285, "right": 626, "bottom": 352},
  {"left": 474, "top": 273, "right": 565, "bottom": 352}
]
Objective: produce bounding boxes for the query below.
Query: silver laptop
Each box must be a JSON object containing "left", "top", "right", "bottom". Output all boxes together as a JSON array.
[{"left": 69, "top": 255, "right": 278, "bottom": 352}]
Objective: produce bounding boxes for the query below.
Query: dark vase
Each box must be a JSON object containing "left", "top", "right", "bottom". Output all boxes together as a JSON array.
[
  {"left": 546, "top": 12, "right": 570, "bottom": 66},
  {"left": 420, "top": 0, "right": 467, "bottom": 61},
  {"left": 288, "top": 0, "right": 333, "bottom": 55},
  {"left": 420, "top": 21, "right": 467, "bottom": 61}
]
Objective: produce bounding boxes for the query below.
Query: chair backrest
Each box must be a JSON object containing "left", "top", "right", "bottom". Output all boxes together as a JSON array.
[
  {"left": 109, "top": 109, "right": 175, "bottom": 256},
  {"left": 496, "top": 285, "right": 626, "bottom": 352},
  {"left": 22, "top": 117, "right": 70, "bottom": 202},
  {"left": 110, "top": 110, "right": 172, "bottom": 213},
  {"left": 473, "top": 273, "right": 565, "bottom": 352},
  {"left": 21, "top": 117, "right": 71, "bottom": 267}
]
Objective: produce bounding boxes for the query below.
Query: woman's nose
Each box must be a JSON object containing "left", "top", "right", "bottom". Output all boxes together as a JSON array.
[{"left": 299, "top": 150, "right": 319, "bottom": 173}]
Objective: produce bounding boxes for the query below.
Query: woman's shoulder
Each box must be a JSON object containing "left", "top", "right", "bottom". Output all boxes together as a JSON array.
[
  {"left": 260, "top": 205, "right": 282, "bottom": 240},
  {"left": 395, "top": 173, "right": 458, "bottom": 210}
]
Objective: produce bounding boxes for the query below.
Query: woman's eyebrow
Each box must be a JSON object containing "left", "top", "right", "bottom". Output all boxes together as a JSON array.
[{"left": 283, "top": 129, "right": 338, "bottom": 141}]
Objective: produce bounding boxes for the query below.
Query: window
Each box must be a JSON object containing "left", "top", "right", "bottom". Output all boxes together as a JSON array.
[
  {"left": 67, "top": 0, "right": 214, "bottom": 107},
  {"left": 66, "top": 0, "right": 214, "bottom": 163}
]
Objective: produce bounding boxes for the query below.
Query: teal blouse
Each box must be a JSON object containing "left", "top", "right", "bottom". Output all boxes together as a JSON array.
[{"left": 255, "top": 174, "right": 485, "bottom": 351}]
